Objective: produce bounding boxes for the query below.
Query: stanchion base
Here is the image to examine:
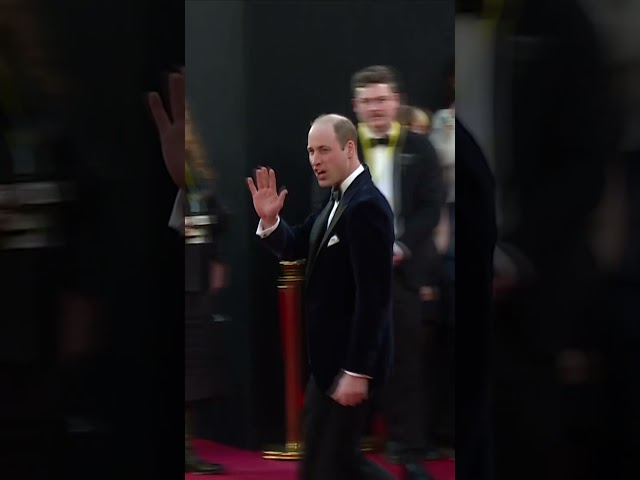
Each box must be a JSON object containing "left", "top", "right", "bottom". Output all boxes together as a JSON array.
[
  {"left": 262, "top": 442, "right": 304, "bottom": 460},
  {"left": 262, "top": 437, "right": 380, "bottom": 461}
]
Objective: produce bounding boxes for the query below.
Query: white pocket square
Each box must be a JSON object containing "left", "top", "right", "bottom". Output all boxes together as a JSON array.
[{"left": 327, "top": 235, "right": 340, "bottom": 247}]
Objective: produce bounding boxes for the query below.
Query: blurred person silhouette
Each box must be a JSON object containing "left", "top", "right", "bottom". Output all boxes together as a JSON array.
[
  {"left": 347, "top": 65, "right": 445, "bottom": 480},
  {"left": 0, "top": 0, "right": 105, "bottom": 430},
  {"left": 148, "top": 69, "right": 229, "bottom": 475},
  {"left": 422, "top": 70, "right": 456, "bottom": 456},
  {"left": 575, "top": 1, "right": 640, "bottom": 477},
  {"left": 429, "top": 98, "right": 455, "bottom": 308},
  {"left": 430, "top": 106, "right": 454, "bottom": 208},
  {"left": 491, "top": 0, "right": 616, "bottom": 478},
  {"left": 0, "top": 2, "right": 111, "bottom": 478},
  {"left": 397, "top": 102, "right": 450, "bottom": 456},
  {"left": 397, "top": 105, "right": 432, "bottom": 136}
]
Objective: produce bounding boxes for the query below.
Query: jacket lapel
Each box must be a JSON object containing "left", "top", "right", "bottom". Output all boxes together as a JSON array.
[
  {"left": 305, "top": 168, "right": 371, "bottom": 279},
  {"left": 318, "top": 198, "right": 347, "bottom": 253},
  {"left": 306, "top": 200, "right": 333, "bottom": 278}
]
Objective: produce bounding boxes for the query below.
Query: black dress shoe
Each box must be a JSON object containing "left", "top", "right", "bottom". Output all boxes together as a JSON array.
[
  {"left": 402, "top": 462, "right": 434, "bottom": 480},
  {"left": 185, "top": 452, "right": 224, "bottom": 475}
]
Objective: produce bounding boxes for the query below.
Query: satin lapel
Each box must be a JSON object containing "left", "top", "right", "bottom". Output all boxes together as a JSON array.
[
  {"left": 319, "top": 197, "right": 348, "bottom": 252},
  {"left": 306, "top": 168, "right": 371, "bottom": 279},
  {"left": 307, "top": 197, "right": 349, "bottom": 279},
  {"left": 306, "top": 200, "right": 333, "bottom": 278}
]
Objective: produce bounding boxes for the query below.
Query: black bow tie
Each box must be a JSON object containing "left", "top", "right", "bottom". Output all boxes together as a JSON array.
[
  {"left": 370, "top": 136, "right": 390, "bottom": 147},
  {"left": 331, "top": 188, "right": 342, "bottom": 202}
]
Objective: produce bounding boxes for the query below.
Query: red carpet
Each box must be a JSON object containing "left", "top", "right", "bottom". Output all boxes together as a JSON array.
[{"left": 186, "top": 439, "right": 455, "bottom": 480}]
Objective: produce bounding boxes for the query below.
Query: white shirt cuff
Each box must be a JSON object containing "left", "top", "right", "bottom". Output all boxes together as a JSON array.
[
  {"left": 343, "top": 370, "right": 372, "bottom": 380},
  {"left": 256, "top": 216, "right": 280, "bottom": 238}
]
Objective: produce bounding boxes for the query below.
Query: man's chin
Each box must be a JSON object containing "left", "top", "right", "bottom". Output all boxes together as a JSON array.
[
  {"left": 316, "top": 179, "right": 330, "bottom": 189},
  {"left": 368, "top": 119, "right": 389, "bottom": 132}
]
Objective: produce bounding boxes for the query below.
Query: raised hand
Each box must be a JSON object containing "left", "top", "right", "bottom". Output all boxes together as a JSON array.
[
  {"left": 246, "top": 167, "right": 288, "bottom": 227},
  {"left": 147, "top": 68, "right": 185, "bottom": 188}
]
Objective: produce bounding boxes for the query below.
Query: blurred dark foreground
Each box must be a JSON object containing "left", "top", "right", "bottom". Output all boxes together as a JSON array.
[
  {"left": 457, "top": 0, "right": 640, "bottom": 479},
  {"left": 1, "top": 0, "right": 183, "bottom": 478}
]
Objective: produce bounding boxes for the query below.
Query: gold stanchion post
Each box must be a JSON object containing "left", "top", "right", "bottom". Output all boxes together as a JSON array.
[{"left": 262, "top": 260, "right": 306, "bottom": 460}]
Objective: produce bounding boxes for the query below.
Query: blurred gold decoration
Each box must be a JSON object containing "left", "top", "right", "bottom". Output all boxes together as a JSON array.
[{"left": 185, "top": 101, "right": 215, "bottom": 183}]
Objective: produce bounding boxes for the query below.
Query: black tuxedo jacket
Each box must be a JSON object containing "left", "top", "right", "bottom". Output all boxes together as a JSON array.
[
  {"left": 312, "top": 127, "right": 444, "bottom": 291},
  {"left": 262, "top": 168, "right": 395, "bottom": 392}
]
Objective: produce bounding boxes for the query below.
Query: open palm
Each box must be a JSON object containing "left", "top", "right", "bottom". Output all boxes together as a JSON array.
[
  {"left": 247, "top": 167, "right": 288, "bottom": 222},
  {"left": 147, "top": 69, "right": 185, "bottom": 188}
]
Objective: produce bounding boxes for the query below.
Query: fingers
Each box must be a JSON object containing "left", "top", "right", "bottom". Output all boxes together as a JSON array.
[
  {"left": 147, "top": 92, "right": 170, "bottom": 134},
  {"left": 251, "top": 167, "right": 282, "bottom": 193},
  {"left": 246, "top": 177, "right": 258, "bottom": 196},
  {"left": 168, "top": 71, "right": 185, "bottom": 122},
  {"left": 268, "top": 168, "right": 277, "bottom": 191},
  {"left": 256, "top": 168, "right": 267, "bottom": 190}
]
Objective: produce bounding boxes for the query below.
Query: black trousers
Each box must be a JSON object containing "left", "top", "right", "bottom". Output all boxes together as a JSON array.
[
  {"left": 300, "top": 378, "right": 394, "bottom": 480},
  {"left": 381, "top": 275, "right": 427, "bottom": 456}
]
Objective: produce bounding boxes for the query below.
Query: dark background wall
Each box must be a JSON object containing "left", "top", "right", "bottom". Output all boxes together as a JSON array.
[
  {"left": 186, "top": 0, "right": 454, "bottom": 449},
  {"left": 185, "top": 0, "right": 254, "bottom": 447}
]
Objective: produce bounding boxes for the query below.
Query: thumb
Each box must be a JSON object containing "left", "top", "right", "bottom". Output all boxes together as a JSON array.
[{"left": 278, "top": 188, "right": 288, "bottom": 204}]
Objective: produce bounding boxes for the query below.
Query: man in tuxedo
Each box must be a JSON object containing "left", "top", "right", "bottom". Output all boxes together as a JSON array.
[
  {"left": 247, "top": 114, "right": 395, "bottom": 480},
  {"left": 350, "top": 65, "right": 445, "bottom": 480}
]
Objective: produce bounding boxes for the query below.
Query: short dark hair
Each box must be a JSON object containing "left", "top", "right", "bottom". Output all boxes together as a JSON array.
[
  {"left": 311, "top": 114, "right": 358, "bottom": 149},
  {"left": 351, "top": 65, "right": 400, "bottom": 95}
]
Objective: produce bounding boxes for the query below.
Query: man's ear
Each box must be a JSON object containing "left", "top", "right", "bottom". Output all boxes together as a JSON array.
[{"left": 348, "top": 139, "right": 356, "bottom": 157}]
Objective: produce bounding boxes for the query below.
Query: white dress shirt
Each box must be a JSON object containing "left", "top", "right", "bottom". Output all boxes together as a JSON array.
[
  {"left": 360, "top": 125, "right": 407, "bottom": 258},
  {"left": 326, "top": 164, "right": 364, "bottom": 226},
  {"left": 361, "top": 125, "right": 396, "bottom": 213},
  {"left": 255, "top": 165, "right": 371, "bottom": 380}
]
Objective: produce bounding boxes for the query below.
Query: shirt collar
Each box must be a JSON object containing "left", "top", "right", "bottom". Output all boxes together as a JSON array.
[{"left": 339, "top": 164, "right": 365, "bottom": 196}]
